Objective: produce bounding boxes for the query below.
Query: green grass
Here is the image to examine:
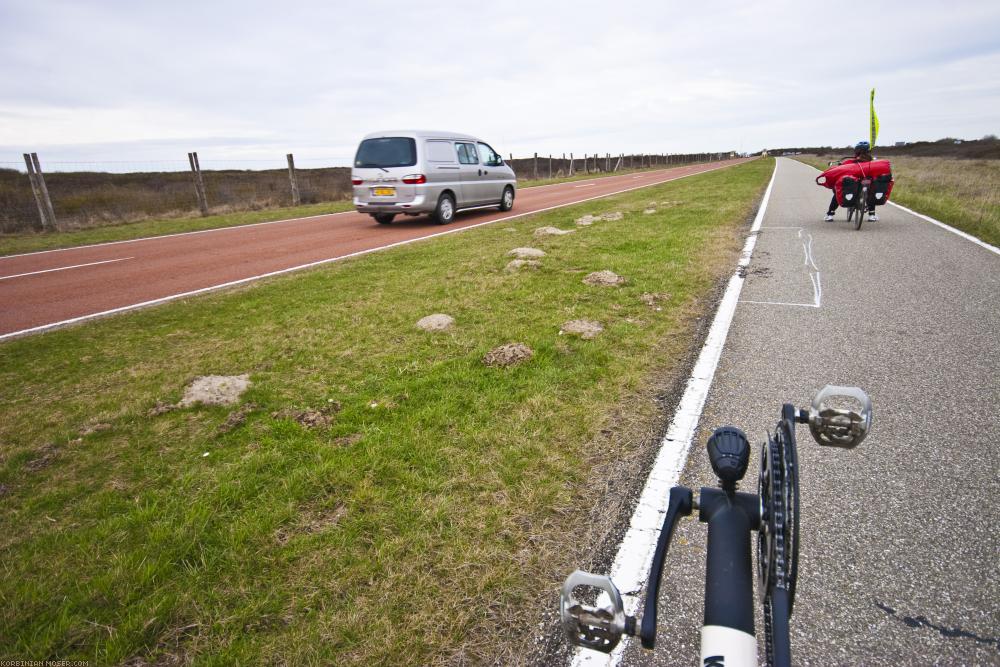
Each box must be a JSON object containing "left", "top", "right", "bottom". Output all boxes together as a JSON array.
[
  {"left": 0, "top": 158, "right": 772, "bottom": 665},
  {"left": 0, "top": 201, "right": 355, "bottom": 256},
  {"left": 794, "top": 154, "right": 1000, "bottom": 247}
]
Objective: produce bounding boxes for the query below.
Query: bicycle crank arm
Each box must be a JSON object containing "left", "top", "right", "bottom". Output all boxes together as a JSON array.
[
  {"left": 560, "top": 486, "right": 693, "bottom": 652},
  {"left": 639, "top": 485, "right": 693, "bottom": 647}
]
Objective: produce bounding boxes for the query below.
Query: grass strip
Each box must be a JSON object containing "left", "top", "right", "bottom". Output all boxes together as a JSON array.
[
  {"left": 0, "top": 158, "right": 772, "bottom": 665},
  {"left": 794, "top": 154, "right": 1000, "bottom": 247}
]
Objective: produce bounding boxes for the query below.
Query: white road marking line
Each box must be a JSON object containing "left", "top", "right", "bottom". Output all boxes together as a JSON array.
[
  {"left": 573, "top": 183, "right": 597, "bottom": 188},
  {"left": 0, "top": 160, "right": 749, "bottom": 342},
  {"left": 0, "top": 257, "right": 134, "bottom": 281},
  {"left": 741, "top": 299, "right": 819, "bottom": 308},
  {"left": 571, "top": 161, "right": 777, "bottom": 667},
  {"left": 740, "top": 226, "right": 821, "bottom": 308}
]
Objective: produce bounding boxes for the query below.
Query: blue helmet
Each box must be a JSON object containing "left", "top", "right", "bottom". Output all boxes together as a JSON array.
[{"left": 854, "top": 141, "right": 871, "bottom": 153}]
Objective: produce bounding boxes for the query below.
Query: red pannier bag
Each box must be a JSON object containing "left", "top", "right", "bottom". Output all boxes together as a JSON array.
[{"left": 816, "top": 159, "right": 894, "bottom": 207}]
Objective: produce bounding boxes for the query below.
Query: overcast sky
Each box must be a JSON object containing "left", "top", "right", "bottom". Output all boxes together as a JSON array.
[{"left": 1, "top": 0, "right": 998, "bottom": 171}]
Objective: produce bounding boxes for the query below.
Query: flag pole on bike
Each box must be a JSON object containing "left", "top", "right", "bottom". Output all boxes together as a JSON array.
[{"left": 870, "top": 88, "right": 879, "bottom": 151}]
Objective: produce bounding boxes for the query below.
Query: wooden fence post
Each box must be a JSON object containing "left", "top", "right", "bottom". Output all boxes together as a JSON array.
[
  {"left": 569, "top": 152, "right": 574, "bottom": 175},
  {"left": 188, "top": 152, "right": 209, "bottom": 216},
  {"left": 286, "top": 153, "right": 301, "bottom": 206},
  {"left": 26, "top": 153, "right": 57, "bottom": 230},
  {"left": 23, "top": 153, "right": 51, "bottom": 230},
  {"left": 549, "top": 154, "right": 552, "bottom": 179},
  {"left": 533, "top": 152, "right": 538, "bottom": 180}
]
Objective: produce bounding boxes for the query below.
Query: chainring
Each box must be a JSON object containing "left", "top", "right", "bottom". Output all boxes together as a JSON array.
[{"left": 758, "top": 407, "right": 800, "bottom": 664}]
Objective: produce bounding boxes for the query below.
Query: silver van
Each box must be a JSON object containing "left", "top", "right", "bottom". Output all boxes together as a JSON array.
[{"left": 351, "top": 130, "right": 517, "bottom": 224}]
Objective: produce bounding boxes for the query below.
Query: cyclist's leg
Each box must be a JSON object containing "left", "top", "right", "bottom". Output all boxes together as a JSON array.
[{"left": 827, "top": 193, "right": 838, "bottom": 215}]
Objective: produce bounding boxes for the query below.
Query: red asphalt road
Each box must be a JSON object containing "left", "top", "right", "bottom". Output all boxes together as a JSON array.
[{"left": 0, "top": 158, "right": 751, "bottom": 339}]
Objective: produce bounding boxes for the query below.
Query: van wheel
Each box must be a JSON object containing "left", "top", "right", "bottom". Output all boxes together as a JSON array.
[
  {"left": 373, "top": 213, "right": 395, "bottom": 224},
  {"left": 499, "top": 186, "right": 515, "bottom": 212},
  {"left": 433, "top": 193, "right": 455, "bottom": 225}
]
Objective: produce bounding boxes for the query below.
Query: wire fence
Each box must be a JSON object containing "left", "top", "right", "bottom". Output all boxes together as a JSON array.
[{"left": 1, "top": 150, "right": 739, "bottom": 234}]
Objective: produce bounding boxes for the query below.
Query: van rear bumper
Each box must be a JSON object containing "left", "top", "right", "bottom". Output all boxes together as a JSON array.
[{"left": 354, "top": 194, "right": 430, "bottom": 215}]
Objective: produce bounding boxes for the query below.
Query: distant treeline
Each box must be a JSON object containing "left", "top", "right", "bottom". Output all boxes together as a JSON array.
[{"left": 770, "top": 136, "right": 1000, "bottom": 160}]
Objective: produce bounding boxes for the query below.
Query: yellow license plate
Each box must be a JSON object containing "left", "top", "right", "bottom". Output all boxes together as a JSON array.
[{"left": 372, "top": 187, "right": 396, "bottom": 197}]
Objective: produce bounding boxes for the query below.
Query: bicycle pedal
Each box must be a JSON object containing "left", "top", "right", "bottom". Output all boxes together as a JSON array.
[
  {"left": 806, "top": 385, "right": 872, "bottom": 449},
  {"left": 560, "top": 571, "right": 632, "bottom": 652}
]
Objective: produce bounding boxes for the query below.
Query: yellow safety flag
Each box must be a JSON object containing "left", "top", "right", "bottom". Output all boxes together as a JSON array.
[{"left": 870, "top": 88, "right": 880, "bottom": 149}]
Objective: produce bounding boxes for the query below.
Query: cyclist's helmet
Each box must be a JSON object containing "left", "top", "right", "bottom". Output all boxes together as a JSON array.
[{"left": 854, "top": 140, "right": 871, "bottom": 153}]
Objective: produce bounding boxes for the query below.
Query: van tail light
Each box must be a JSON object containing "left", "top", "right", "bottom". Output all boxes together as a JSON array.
[
  {"left": 402, "top": 174, "right": 427, "bottom": 184},
  {"left": 351, "top": 177, "right": 363, "bottom": 185}
]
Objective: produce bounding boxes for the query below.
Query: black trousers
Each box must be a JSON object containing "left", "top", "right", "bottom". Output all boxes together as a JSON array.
[{"left": 828, "top": 192, "right": 875, "bottom": 214}]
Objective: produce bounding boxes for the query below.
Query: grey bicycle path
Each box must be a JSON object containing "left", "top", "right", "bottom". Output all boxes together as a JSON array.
[{"left": 619, "top": 157, "right": 1000, "bottom": 665}]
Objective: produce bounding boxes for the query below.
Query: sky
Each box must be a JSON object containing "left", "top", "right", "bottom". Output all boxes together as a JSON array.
[{"left": 1, "top": 0, "right": 998, "bottom": 172}]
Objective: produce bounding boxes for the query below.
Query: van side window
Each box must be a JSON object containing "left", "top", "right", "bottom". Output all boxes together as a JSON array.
[
  {"left": 477, "top": 143, "right": 502, "bottom": 167},
  {"left": 426, "top": 140, "right": 456, "bottom": 163},
  {"left": 456, "top": 143, "right": 479, "bottom": 165}
]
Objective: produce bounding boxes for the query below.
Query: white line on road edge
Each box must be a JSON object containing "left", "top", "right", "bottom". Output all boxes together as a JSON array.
[
  {"left": 888, "top": 201, "right": 1000, "bottom": 256},
  {"left": 571, "top": 162, "right": 777, "bottom": 667},
  {"left": 0, "top": 161, "right": 747, "bottom": 342},
  {"left": 0, "top": 257, "right": 133, "bottom": 281}
]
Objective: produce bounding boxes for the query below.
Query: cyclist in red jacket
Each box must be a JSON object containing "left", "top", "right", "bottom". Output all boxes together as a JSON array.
[{"left": 825, "top": 141, "right": 878, "bottom": 222}]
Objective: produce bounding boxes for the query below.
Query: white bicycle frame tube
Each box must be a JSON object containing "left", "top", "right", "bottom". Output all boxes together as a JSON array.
[{"left": 700, "top": 625, "right": 758, "bottom": 667}]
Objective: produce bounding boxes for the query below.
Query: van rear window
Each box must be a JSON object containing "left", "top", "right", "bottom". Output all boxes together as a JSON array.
[{"left": 355, "top": 137, "right": 417, "bottom": 168}]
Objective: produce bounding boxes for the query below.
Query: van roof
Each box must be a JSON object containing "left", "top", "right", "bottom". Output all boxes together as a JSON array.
[{"left": 360, "top": 129, "right": 482, "bottom": 142}]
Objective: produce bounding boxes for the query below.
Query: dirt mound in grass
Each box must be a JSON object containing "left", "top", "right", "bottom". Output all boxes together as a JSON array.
[
  {"left": 559, "top": 319, "right": 604, "bottom": 339},
  {"left": 583, "top": 271, "right": 625, "bottom": 287},
  {"left": 575, "top": 214, "right": 597, "bottom": 226},
  {"left": 416, "top": 313, "right": 455, "bottom": 331},
  {"left": 482, "top": 343, "right": 533, "bottom": 368},
  {"left": 272, "top": 402, "right": 341, "bottom": 429},
  {"left": 600, "top": 211, "right": 623, "bottom": 221},
  {"left": 507, "top": 247, "right": 546, "bottom": 259},
  {"left": 534, "top": 226, "right": 574, "bottom": 237},
  {"left": 179, "top": 374, "right": 251, "bottom": 407}
]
